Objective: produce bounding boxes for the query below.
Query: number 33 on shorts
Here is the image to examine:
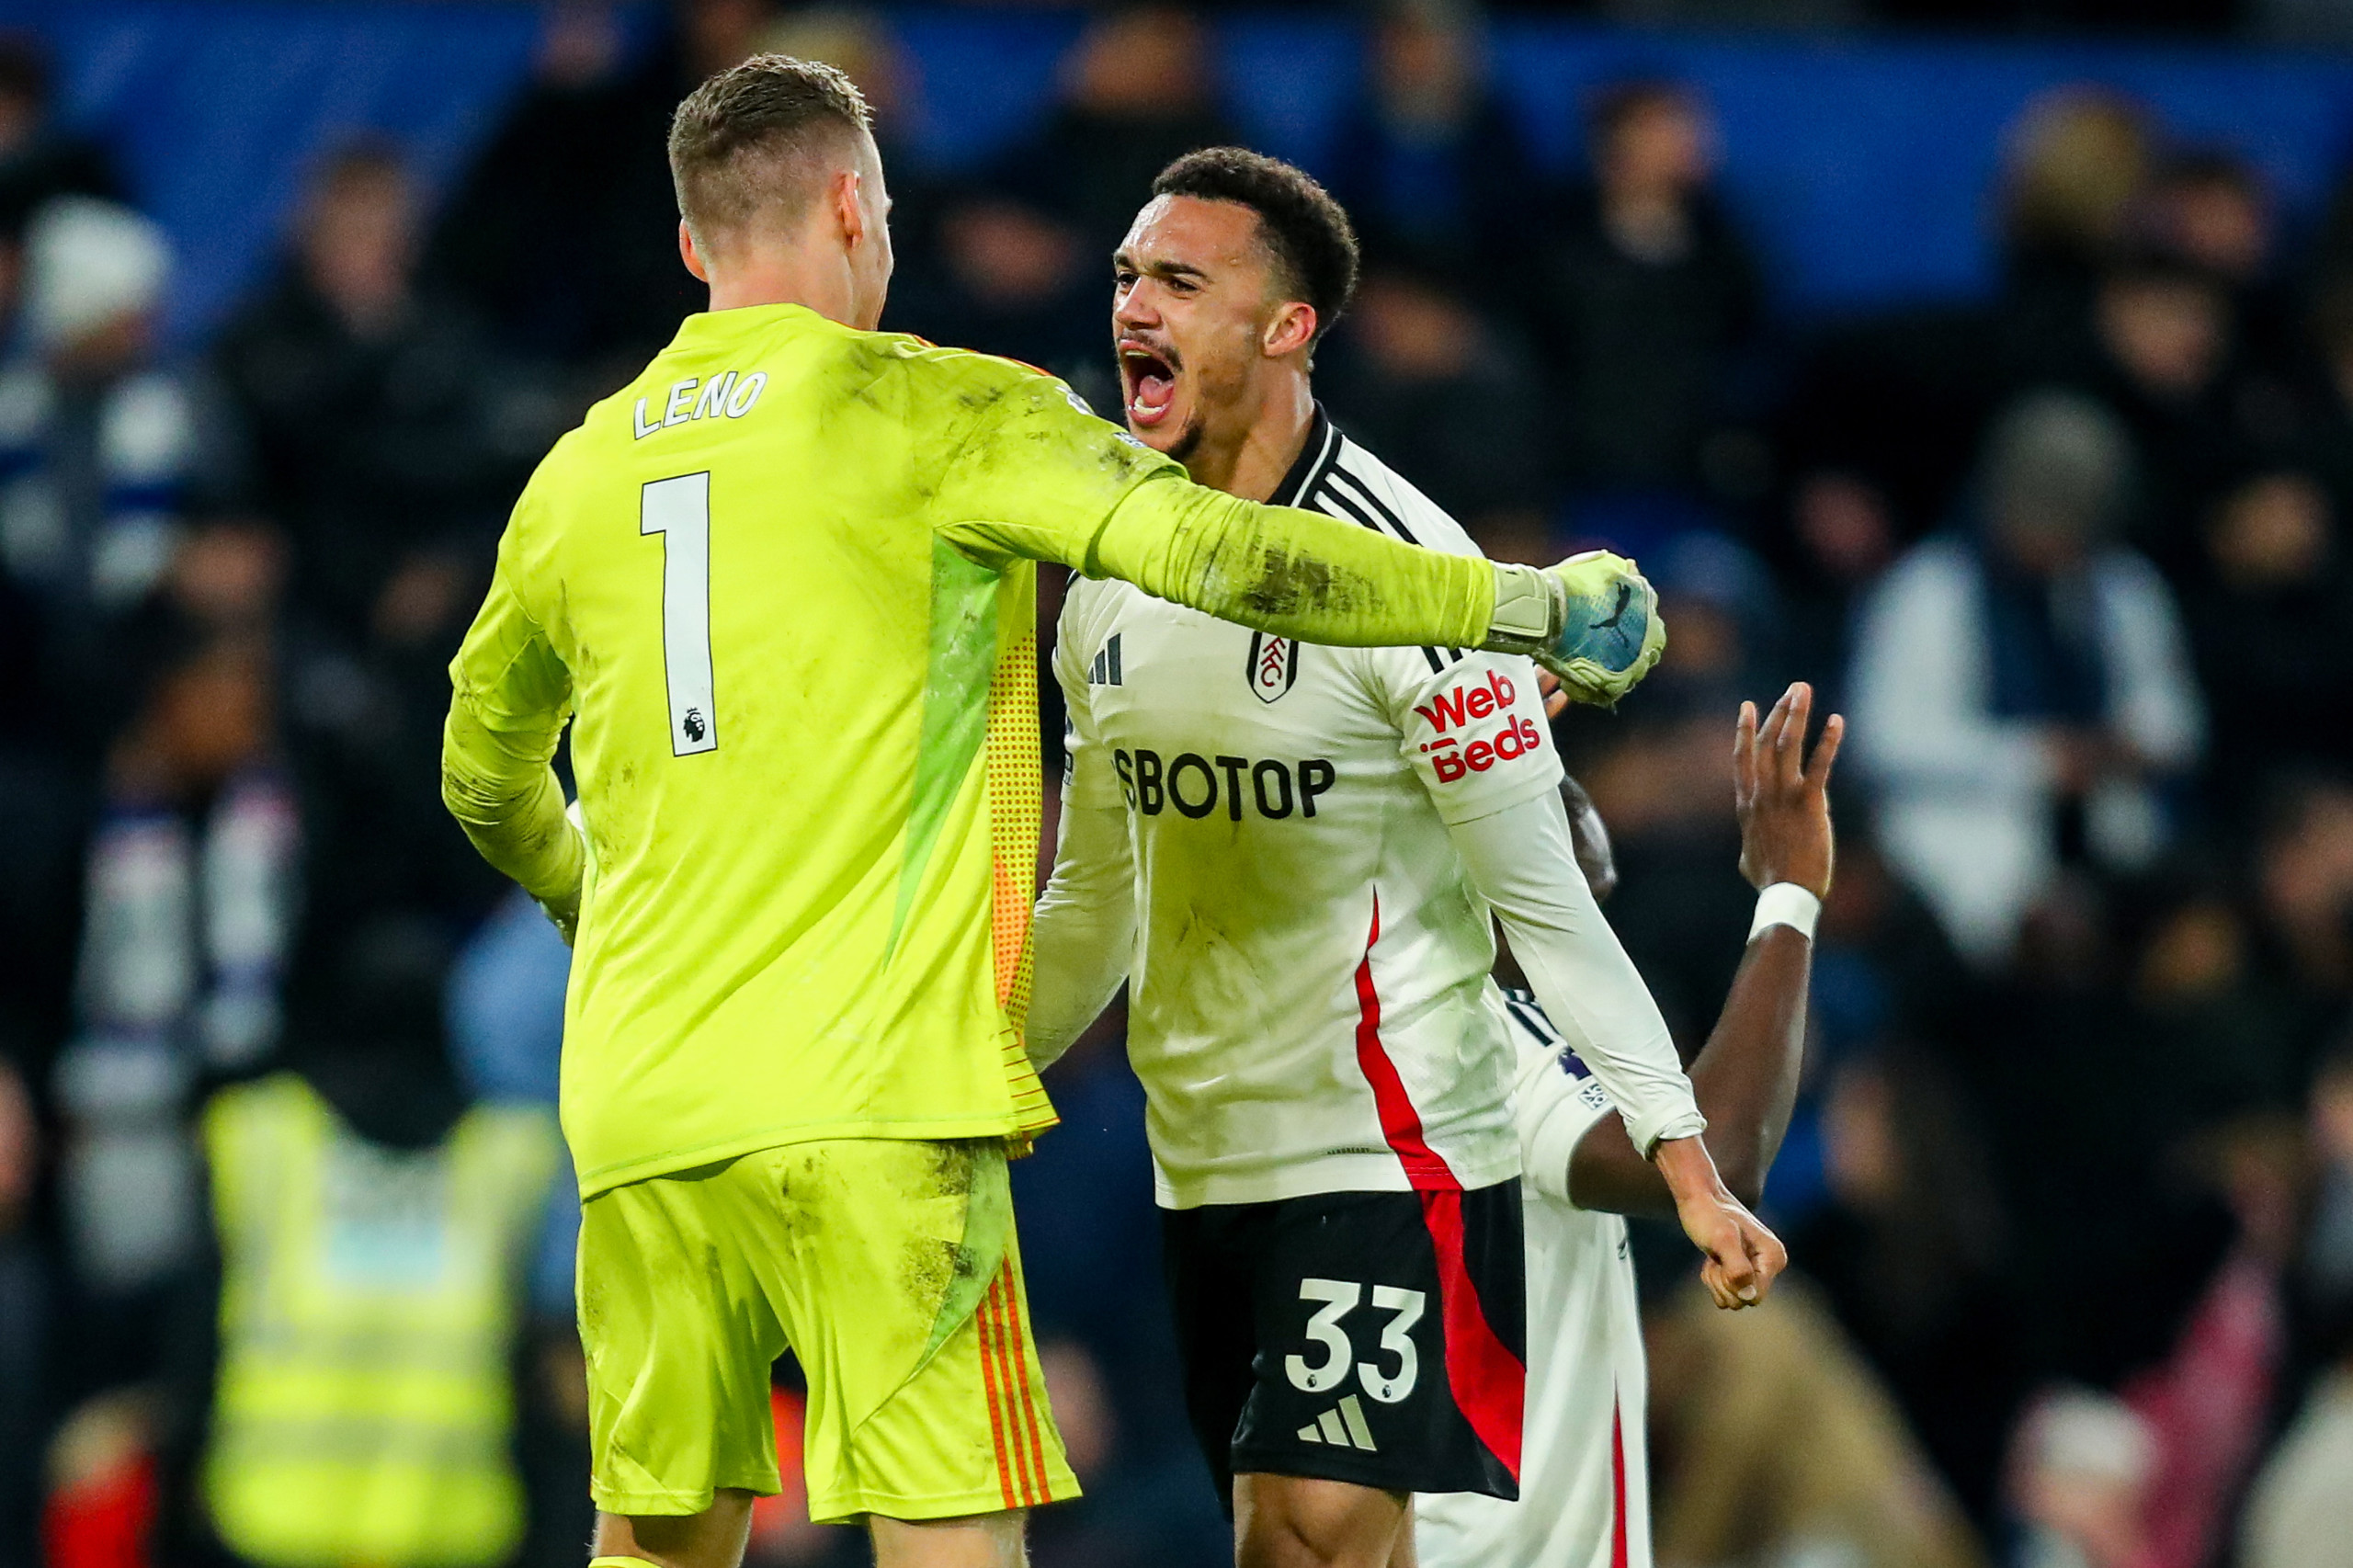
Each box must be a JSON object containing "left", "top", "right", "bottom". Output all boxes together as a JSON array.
[
  {"left": 1163, "top": 1183, "right": 1525, "bottom": 1501},
  {"left": 1287, "top": 1278, "right": 1426, "bottom": 1403}
]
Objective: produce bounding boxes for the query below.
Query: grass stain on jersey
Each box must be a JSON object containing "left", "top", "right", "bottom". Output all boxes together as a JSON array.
[
  {"left": 913, "top": 1140, "right": 1013, "bottom": 1370},
  {"left": 1233, "top": 543, "right": 1354, "bottom": 625}
]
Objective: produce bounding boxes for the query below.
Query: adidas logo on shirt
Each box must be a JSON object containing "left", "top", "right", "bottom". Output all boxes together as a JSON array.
[
  {"left": 1296, "top": 1394, "right": 1379, "bottom": 1451},
  {"left": 1088, "top": 634, "right": 1123, "bottom": 687}
]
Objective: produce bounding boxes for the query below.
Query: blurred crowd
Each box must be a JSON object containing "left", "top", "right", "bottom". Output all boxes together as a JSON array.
[{"left": 3, "top": 4, "right": 2353, "bottom": 1568}]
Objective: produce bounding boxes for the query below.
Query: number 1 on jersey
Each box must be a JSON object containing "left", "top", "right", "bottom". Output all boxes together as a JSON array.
[{"left": 642, "top": 472, "right": 717, "bottom": 756}]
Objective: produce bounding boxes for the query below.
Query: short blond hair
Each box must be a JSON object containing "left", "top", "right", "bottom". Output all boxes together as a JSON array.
[{"left": 668, "top": 53, "right": 872, "bottom": 243}]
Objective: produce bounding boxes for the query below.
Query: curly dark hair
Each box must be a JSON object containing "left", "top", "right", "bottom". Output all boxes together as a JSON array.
[{"left": 1152, "top": 146, "right": 1360, "bottom": 342}]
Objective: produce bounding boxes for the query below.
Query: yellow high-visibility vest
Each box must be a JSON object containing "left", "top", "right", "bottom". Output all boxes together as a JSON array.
[{"left": 201, "top": 1073, "right": 559, "bottom": 1568}]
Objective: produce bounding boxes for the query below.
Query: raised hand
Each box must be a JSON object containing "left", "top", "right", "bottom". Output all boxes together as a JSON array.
[{"left": 1734, "top": 681, "right": 1843, "bottom": 899}]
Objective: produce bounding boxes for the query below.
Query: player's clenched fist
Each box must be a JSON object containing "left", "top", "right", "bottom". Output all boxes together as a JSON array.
[
  {"left": 1538, "top": 551, "right": 1666, "bottom": 707},
  {"left": 1653, "top": 1135, "right": 1789, "bottom": 1310}
]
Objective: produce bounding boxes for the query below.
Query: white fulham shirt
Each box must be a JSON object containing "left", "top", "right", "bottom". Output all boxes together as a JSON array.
[{"left": 1030, "top": 410, "right": 1701, "bottom": 1210}]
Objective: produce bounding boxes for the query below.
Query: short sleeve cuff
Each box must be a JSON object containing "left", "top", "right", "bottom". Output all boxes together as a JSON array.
[{"left": 1525, "top": 1093, "right": 1610, "bottom": 1206}]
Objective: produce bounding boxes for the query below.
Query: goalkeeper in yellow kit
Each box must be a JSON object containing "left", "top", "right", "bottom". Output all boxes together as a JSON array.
[{"left": 441, "top": 54, "right": 1664, "bottom": 1568}]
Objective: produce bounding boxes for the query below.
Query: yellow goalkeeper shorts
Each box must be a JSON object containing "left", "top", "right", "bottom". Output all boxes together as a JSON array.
[{"left": 576, "top": 1137, "right": 1077, "bottom": 1524}]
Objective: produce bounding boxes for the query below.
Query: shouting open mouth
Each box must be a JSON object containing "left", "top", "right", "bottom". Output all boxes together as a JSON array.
[{"left": 1119, "top": 338, "right": 1180, "bottom": 430}]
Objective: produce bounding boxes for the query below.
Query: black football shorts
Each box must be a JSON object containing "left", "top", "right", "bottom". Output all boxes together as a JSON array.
[{"left": 1160, "top": 1181, "right": 1526, "bottom": 1507}]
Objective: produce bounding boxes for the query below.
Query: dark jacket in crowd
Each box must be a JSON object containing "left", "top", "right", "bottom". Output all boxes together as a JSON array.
[
  {"left": 210, "top": 272, "right": 510, "bottom": 639},
  {"left": 1528, "top": 184, "right": 1763, "bottom": 492},
  {"left": 425, "top": 47, "right": 702, "bottom": 375}
]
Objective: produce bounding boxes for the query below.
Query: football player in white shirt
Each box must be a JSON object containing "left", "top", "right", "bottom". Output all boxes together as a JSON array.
[
  {"left": 1419, "top": 681, "right": 1842, "bottom": 1568},
  {"left": 1025, "top": 147, "right": 1784, "bottom": 1568}
]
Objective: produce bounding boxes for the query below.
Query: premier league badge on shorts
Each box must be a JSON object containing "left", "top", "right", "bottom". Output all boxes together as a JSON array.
[{"left": 1247, "top": 631, "right": 1300, "bottom": 704}]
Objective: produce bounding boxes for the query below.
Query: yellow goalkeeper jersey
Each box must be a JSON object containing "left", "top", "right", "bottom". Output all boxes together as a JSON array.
[{"left": 443, "top": 302, "right": 1495, "bottom": 1198}]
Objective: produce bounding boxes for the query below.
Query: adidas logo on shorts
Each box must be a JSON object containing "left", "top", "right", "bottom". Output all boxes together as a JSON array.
[{"left": 1296, "top": 1393, "right": 1379, "bottom": 1451}]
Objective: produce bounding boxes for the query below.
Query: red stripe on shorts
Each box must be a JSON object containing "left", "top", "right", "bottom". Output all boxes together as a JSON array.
[
  {"left": 1351, "top": 896, "right": 1527, "bottom": 1481},
  {"left": 1610, "top": 1393, "right": 1630, "bottom": 1568},
  {"left": 1000, "top": 1266, "right": 1053, "bottom": 1504},
  {"left": 973, "top": 1276, "right": 1019, "bottom": 1510},
  {"left": 990, "top": 1274, "right": 1043, "bottom": 1506}
]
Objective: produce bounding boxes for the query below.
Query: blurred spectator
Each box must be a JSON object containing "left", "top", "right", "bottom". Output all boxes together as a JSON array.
[
  {"left": 2003, "top": 1120, "right": 2292, "bottom": 1568},
  {"left": 2182, "top": 472, "right": 2353, "bottom": 814},
  {"left": 1809, "top": 833, "right": 1976, "bottom": 1062},
  {"left": 2123, "top": 1118, "right": 2296, "bottom": 1568},
  {"left": 1997, "top": 89, "right": 2154, "bottom": 345},
  {"left": 40, "top": 1388, "right": 156, "bottom": 1568},
  {"left": 1643, "top": 529, "right": 1781, "bottom": 697},
  {"left": 889, "top": 189, "right": 1109, "bottom": 412},
  {"left": 0, "top": 661, "right": 90, "bottom": 1074},
  {"left": 0, "top": 35, "right": 119, "bottom": 242},
  {"left": 1961, "top": 876, "right": 2243, "bottom": 1395},
  {"left": 1643, "top": 1278, "right": 1987, "bottom": 1568},
  {"left": 1002, "top": 6, "right": 1233, "bottom": 257},
  {"left": 2136, "top": 150, "right": 2300, "bottom": 377},
  {"left": 2031, "top": 249, "right": 2271, "bottom": 577},
  {"left": 2239, "top": 1337, "right": 2353, "bottom": 1568},
  {"left": 1782, "top": 474, "right": 1898, "bottom": 681},
  {"left": 2306, "top": 1040, "right": 2353, "bottom": 1348},
  {"left": 760, "top": 6, "right": 933, "bottom": 285},
  {"left": 757, "top": 6, "right": 915, "bottom": 124},
  {"left": 53, "top": 619, "right": 292, "bottom": 1326},
  {"left": 2006, "top": 1387, "right": 2159, "bottom": 1568},
  {"left": 2291, "top": 279, "right": 2353, "bottom": 515},
  {"left": 1849, "top": 392, "right": 2203, "bottom": 962},
  {"left": 441, "top": 887, "right": 598, "bottom": 1568},
  {"left": 213, "top": 142, "right": 521, "bottom": 647},
  {"left": 2248, "top": 776, "right": 2353, "bottom": 1076},
  {"left": 1319, "top": 263, "right": 1547, "bottom": 551},
  {"left": 1323, "top": 0, "right": 1531, "bottom": 293},
  {"left": 1768, "top": 306, "right": 2011, "bottom": 614},
  {"left": 157, "top": 915, "right": 561, "bottom": 1568},
  {"left": 0, "top": 199, "right": 198, "bottom": 647},
  {"left": 429, "top": 0, "right": 778, "bottom": 381},
  {"left": 0, "top": 1061, "right": 44, "bottom": 1568},
  {"left": 2238, "top": 1038, "right": 2353, "bottom": 1565},
  {"left": 1790, "top": 1051, "right": 2029, "bottom": 1524},
  {"left": 1528, "top": 79, "right": 1761, "bottom": 494},
  {"left": 210, "top": 144, "right": 519, "bottom": 937},
  {"left": 2129, "top": 879, "right": 2303, "bottom": 1119}
]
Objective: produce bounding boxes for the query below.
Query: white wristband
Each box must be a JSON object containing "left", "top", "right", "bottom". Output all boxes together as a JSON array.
[{"left": 1749, "top": 883, "right": 1821, "bottom": 942}]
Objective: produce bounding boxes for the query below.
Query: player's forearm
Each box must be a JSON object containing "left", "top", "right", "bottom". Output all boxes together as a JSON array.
[
  {"left": 1567, "top": 921, "right": 1813, "bottom": 1216},
  {"left": 440, "top": 699, "right": 584, "bottom": 907},
  {"left": 1686, "top": 927, "right": 1811, "bottom": 1206},
  {"left": 1452, "top": 794, "right": 1704, "bottom": 1154},
  {"left": 1025, "top": 799, "right": 1135, "bottom": 1072},
  {"left": 1088, "top": 476, "right": 1496, "bottom": 651}
]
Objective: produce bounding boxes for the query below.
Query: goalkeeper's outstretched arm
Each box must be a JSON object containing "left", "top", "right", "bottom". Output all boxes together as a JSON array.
[{"left": 927, "top": 371, "right": 1658, "bottom": 693}]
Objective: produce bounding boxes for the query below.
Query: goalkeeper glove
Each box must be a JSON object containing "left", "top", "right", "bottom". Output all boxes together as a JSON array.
[{"left": 1484, "top": 551, "right": 1667, "bottom": 707}]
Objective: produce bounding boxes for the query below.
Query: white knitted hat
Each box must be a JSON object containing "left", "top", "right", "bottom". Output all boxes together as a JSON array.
[{"left": 23, "top": 196, "right": 173, "bottom": 351}]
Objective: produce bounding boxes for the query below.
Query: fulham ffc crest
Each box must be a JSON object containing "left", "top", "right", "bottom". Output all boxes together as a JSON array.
[{"left": 1247, "top": 631, "right": 1299, "bottom": 703}]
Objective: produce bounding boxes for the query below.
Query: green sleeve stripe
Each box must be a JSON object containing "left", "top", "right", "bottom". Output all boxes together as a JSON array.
[{"left": 886, "top": 539, "right": 1002, "bottom": 960}]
